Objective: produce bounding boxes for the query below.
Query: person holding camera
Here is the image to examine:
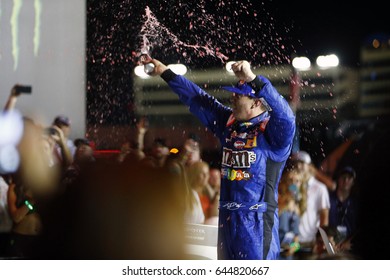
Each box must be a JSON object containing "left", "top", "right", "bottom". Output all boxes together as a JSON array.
[
  {"left": 49, "top": 116, "right": 74, "bottom": 170},
  {"left": 142, "top": 57, "right": 296, "bottom": 260},
  {"left": 3, "top": 84, "right": 31, "bottom": 111}
]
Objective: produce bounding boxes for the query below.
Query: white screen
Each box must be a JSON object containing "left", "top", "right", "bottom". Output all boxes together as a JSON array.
[{"left": 0, "top": 0, "right": 86, "bottom": 139}]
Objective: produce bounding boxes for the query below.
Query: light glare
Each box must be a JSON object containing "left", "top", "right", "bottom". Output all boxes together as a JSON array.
[
  {"left": 316, "top": 54, "right": 339, "bottom": 68},
  {"left": 292, "top": 56, "right": 311, "bottom": 71}
]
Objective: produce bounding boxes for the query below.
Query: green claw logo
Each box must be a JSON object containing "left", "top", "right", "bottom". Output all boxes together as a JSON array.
[{"left": 4, "top": 0, "right": 42, "bottom": 70}]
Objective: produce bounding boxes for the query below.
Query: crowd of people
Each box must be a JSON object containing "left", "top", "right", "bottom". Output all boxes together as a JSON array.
[
  {"left": 278, "top": 151, "right": 359, "bottom": 260},
  {"left": 0, "top": 84, "right": 221, "bottom": 259}
]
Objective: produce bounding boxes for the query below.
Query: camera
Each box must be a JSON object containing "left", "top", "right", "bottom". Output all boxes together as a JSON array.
[
  {"left": 15, "top": 85, "right": 32, "bottom": 94},
  {"left": 44, "top": 127, "right": 58, "bottom": 136}
]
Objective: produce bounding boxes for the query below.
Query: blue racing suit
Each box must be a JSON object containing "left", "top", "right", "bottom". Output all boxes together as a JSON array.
[{"left": 161, "top": 69, "right": 296, "bottom": 259}]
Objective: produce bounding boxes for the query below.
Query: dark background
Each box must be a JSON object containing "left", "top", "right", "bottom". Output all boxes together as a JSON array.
[{"left": 269, "top": 1, "right": 388, "bottom": 66}]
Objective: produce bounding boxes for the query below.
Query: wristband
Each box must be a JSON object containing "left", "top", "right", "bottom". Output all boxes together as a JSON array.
[
  {"left": 290, "top": 241, "right": 300, "bottom": 252},
  {"left": 161, "top": 69, "right": 177, "bottom": 82},
  {"left": 248, "top": 76, "right": 266, "bottom": 92},
  {"left": 24, "top": 199, "right": 34, "bottom": 211}
]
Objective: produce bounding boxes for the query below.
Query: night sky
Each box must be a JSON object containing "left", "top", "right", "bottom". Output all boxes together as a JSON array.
[
  {"left": 268, "top": 1, "right": 388, "bottom": 67},
  {"left": 87, "top": 0, "right": 388, "bottom": 72}
]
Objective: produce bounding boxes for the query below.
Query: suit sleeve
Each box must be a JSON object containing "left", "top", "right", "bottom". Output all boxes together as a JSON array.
[
  {"left": 161, "top": 69, "right": 231, "bottom": 139},
  {"left": 251, "top": 75, "right": 296, "bottom": 149}
]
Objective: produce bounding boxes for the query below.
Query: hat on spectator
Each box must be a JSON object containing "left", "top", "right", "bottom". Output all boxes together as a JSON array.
[
  {"left": 292, "top": 150, "right": 311, "bottom": 164},
  {"left": 74, "top": 138, "right": 91, "bottom": 148},
  {"left": 339, "top": 166, "right": 356, "bottom": 179},
  {"left": 222, "top": 80, "right": 257, "bottom": 98},
  {"left": 53, "top": 115, "right": 71, "bottom": 127}
]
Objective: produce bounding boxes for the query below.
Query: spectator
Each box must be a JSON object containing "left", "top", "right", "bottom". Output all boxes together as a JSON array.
[
  {"left": 329, "top": 166, "right": 359, "bottom": 253},
  {"left": 277, "top": 167, "right": 304, "bottom": 259},
  {"left": 52, "top": 115, "right": 75, "bottom": 167},
  {"left": 117, "top": 115, "right": 148, "bottom": 163},
  {"left": 6, "top": 180, "right": 44, "bottom": 259},
  {"left": 3, "top": 84, "right": 23, "bottom": 112},
  {"left": 291, "top": 151, "right": 330, "bottom": 256},
  {"left": 186, "top": 161, "right": 211, "bottom": 219},
  {"left": 0, "top": 175, "right": 12, "bottom": 257},
  {"left": 164, "top": 151, "right": 205, "bottom": 225},
  {"left": 173, "top": 133, "right": 203, "bottom": 167},
  {"left": 61, "top": 138, "right": 96, "bottom": 190},
  {"left": 141, "top": 137, "right": 170, "bottom": 168},
  {"left": 44, "top": 125, "right": 73, "bottom": 173},
  {"left": 204, "top": 166, "right": 221, "bottom": 225}
]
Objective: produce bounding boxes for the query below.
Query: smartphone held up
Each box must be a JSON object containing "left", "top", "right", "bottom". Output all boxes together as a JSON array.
[{"left": 14, "top": 85, "right": 32, "bottom": 94}]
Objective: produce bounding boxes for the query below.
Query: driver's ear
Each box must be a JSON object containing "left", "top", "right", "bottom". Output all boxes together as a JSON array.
[{"left": 252, "top": 99, "right": 262, "bottom": 108}]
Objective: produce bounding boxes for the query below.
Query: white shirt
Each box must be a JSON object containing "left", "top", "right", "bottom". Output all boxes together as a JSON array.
[
  {"left": 298, "top": 176, "right": 330, "bottom": 243},
  {"left": 184, "top": 189, "right": 205, "bottom": 224},
  {"left": 0, "top": 176, "right": 13, "bottom": 232},
  {"left": 66, "top": 139, "right": 76, "bottom": 157},
  {"left": 54, "top": 139, "right": 76, "bottom": 165}
]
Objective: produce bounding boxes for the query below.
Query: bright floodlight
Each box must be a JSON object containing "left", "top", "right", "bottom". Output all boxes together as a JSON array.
[
  {"left": 168, "top": 64, "right": 187, "bottom": 75},
  {"left": 134, "top": 65, "right": 151, "bottom": 79},
  {"left": 225, "top": 61, "right": 237, "bottom": 73},
  {"left": 316, "top": 54, "right": 339, "bottom": 68},
  {"left": 134, "top": 63, "right": 187, "bottom": 78},
  {"left": 292, "top": 56, "right": 311, "bottom": 71}
]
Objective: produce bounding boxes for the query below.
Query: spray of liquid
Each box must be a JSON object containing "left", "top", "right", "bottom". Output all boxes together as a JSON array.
[{"left": 137, "top": 6, "right": 229, "bottom": 65}]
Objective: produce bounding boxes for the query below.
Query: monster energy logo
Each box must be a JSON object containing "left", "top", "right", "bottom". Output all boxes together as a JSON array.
[{"left": 1, "top": 0, "right": 42, "bottom": 70}]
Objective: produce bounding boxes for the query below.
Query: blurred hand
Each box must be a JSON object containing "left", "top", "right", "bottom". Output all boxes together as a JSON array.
[
  {"left": 140, "top": 55, "right": 168, "bottom": 76},
  {"left": 336, "top": 238, "right": 352, "bottom": 252},
  {"left": 231, "top": 60, "right": 256, "bottom": 82},
  {"left": 136, "top": 116, "right": 149, "bottom": 134},
  {"left": 50, "top": 125, "right": 66, "bottom": 145},
  {"left": 11, "top": 84, "right": 21, "bottom": 97}
]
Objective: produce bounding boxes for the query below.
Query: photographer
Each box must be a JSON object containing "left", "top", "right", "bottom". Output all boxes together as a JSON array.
[{"left": 51, "top": 115, "right": 75, "bottom": 167}]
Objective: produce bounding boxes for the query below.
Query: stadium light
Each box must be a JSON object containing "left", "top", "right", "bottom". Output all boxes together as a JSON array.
[
  {"left": 134, "top": 63, "right": 188, "bottom": 78},
  {"left": 292, "top": 56, "right": 311, "bottom": 71},
  {"left": 134, "top": 65, "right": 151, "bottom": 79},
  {"left": 167, "top": 64, "right": 187, "bottom": 75},
  {"left": 316, "top": 54, "right": 339, "bottom": 68}
]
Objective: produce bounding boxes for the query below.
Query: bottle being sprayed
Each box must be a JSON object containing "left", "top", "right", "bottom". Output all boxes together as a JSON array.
[{"left": 140, "top": 47, "right": 155, "bottom": 75}]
